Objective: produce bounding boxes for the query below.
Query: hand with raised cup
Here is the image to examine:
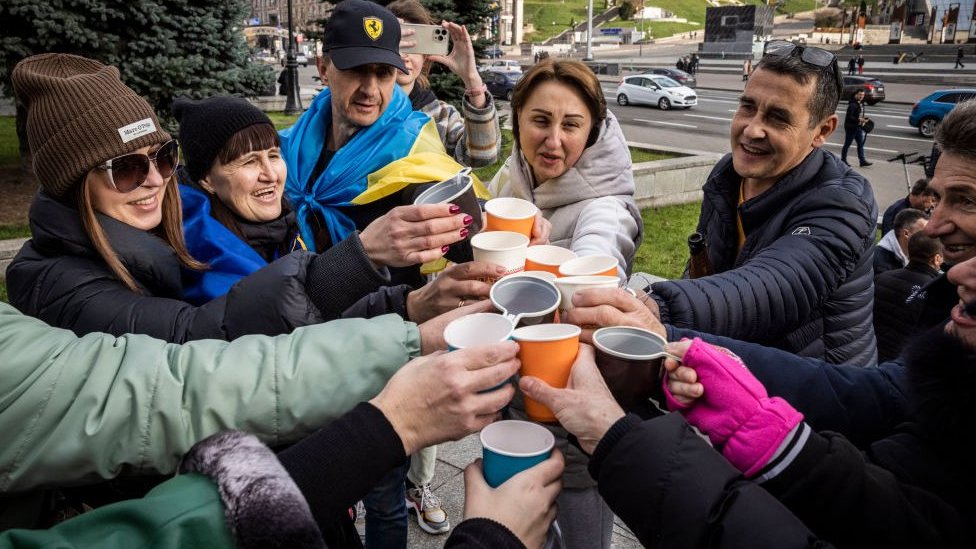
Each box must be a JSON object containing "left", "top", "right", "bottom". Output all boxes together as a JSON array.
[
  {"left": 519, "top": 344, "right": 625, "bottom": 455},
  {"left": 417, "top": 299, "right": 495, "bottom": 354},
  {"left": 406, "top": 261, "right": 507, "bottom": 324},
  {"left": 370, "top": 341, "right": 519, "bottom": 456},
  {"left": 359, "top": 204, "right": 473, "bottom": 268},
  {"left": 461, "top": 452, "right": 564, "bottom": 549},
  {"left": 562, "top": 287, "right": 666, "bottom": 344}
]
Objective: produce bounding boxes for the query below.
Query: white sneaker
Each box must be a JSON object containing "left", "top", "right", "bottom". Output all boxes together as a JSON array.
[{"left": 405, "top": 484, "right": 450, "bottom": 534}]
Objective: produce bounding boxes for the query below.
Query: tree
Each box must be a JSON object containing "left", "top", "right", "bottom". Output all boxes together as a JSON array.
[
  {"left": 0, "top": 0, "right": 274, "bottom": 170},
  {"left": 619, "top": 0, "right": 636, "bottom": 21}
]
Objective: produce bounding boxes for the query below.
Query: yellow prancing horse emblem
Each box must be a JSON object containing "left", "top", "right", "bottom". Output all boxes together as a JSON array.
[{"left": 363, "top": 17, "right": 383, "bottom": 40}]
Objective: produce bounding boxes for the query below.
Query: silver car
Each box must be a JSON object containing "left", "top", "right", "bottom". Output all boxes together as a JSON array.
[{"left": 615, "top": 74, "right": 697, "bottom": 110}]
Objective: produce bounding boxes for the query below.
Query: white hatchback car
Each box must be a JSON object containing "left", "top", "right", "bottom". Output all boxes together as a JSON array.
[{"left": 615, "top": 74, "right": 697, "bottom": 110}]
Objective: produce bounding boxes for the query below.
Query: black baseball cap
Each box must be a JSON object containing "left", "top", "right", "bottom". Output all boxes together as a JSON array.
[{"left": 324, "top": 0, "right": 407, "bottom": 73}]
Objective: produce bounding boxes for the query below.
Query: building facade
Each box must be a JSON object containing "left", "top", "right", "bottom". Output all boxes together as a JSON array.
[{"left": 249, "top": 0, "right": 331, "bottom": 35}]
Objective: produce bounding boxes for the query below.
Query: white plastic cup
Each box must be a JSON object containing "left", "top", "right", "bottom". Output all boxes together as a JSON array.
[
  {"left": 553, "top": 275, "right": 620, "bottom": 313},
  {"left": 444, "top": 312, "right": 515, "bottom": 350},
  {"left": 472, "top": 231, "right": 530, "bottom": 278}
]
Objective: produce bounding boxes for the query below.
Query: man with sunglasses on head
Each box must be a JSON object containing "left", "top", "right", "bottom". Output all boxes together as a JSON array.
[{"left": 644, "top": 41, "right": 879, "bottom": 367}]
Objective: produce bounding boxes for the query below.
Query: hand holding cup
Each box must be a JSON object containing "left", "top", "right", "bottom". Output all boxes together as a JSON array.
[
  {"left": 360, "top": 204, "right": 472, "bottom": 268},
  {"left": 406, "top": 261, "right": 506, "bottom": 324},
  {"left": 562, "top": 287, "right": 667, "bottom": 344}
]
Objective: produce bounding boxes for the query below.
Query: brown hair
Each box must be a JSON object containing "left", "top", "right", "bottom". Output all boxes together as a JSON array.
[
  {"left": 78, "top": 169, "right": 205, "bottom": 293},
  {"left": 207, "top": 123, "right": 283, "bottom": 240},
  {"left": 386, "top": 0, "right": 435, "bottom": 89},
  {"left": 511, "top": 58, "right": 608, "bottom": 149}
]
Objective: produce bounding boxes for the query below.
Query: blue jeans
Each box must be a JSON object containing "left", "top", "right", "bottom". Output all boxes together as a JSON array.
[
  {"left": 364, "top": 461, "right": 408, "bottom": 548},
  {"left": 841, "top": 127, "right": 866, "bottom": 164}
]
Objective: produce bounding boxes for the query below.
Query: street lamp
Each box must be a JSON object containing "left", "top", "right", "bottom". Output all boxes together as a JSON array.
[
  {"left": 283, "top": 0, "right": 303, "bottom": 115},
  {"left": 583, "top": 0, "right": 594, "bottom": 61}
]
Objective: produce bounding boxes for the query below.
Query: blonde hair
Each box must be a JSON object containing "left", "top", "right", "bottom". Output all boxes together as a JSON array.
[{"left": 78, "top": 171, "right": 205, "bottom": 293}]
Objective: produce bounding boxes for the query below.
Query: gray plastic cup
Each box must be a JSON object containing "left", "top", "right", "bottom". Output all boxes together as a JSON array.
[
  {"left": 490, "top": 274, "right": 561, "bottom": 327},
  {"left": 413, "top": 168, "right": 482, "bottom": 264},
  {"left": 592, "top": 326, "right": 672, "bottom": 411}
]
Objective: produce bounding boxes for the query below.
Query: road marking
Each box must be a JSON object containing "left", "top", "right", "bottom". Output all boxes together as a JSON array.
[
  {"left": 868, "top": 133, "right": 933, "bottom": 144},
  {"left": 886, "top": 125, "right": 917, "bottom": 130},
  {"left": 634, "top": 118, "right": 697, "bottom": 128},
  {"left": 684, "top": 114, "right": 731, "bottom": 122},
  {"left": 823, "top": 143, "right": 897, "bottom": 153}
]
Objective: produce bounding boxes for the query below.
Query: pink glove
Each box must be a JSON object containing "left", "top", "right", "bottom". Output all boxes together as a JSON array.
[{"left": 664, "top": 338, "right": 802, "bottom": 477}]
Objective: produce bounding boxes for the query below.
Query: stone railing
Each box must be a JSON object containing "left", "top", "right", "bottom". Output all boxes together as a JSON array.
[
  {"left": 0, "top": 238, "right": 27, "bottom": 282},
  {"left": 628, "top": 142, "right": 722, "bottom": 208}
]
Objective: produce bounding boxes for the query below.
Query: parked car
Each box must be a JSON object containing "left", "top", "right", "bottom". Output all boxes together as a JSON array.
[
  {"left": 281, "top": 53, "right": 309, "bottom": 67},
  {"left": 615, "top": 74, "right": 697, "bottom": 110},
  {"left": 479, "top": 59, "right": 522, "bottom": 73},
  {"left": 481, "top": 70, "right": 521, "bottom": 101},
  {"left": 841, "top": 76, "right": 886, "bottom": 105},
  {"left": 909, "top": 88, "right": 976, "bottom": 137},
  {"left": 483, "top": 45, "right": 504, "bottom": 59},
  {"left": 647, "top": 67, "right": 697, "bottom": 88}
]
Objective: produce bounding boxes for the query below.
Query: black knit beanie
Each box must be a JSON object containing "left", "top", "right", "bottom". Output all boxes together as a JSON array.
[
  {"left": 172, "top": 96, "right": 273, "bottom": 182},
  {"left": 11, "top": 53, "right": 170, "bottom": 198}
]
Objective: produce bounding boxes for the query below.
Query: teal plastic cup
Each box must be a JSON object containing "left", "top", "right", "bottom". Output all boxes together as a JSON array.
[{"left": 480, "top": 420, "right": 555, "bottom": 488}]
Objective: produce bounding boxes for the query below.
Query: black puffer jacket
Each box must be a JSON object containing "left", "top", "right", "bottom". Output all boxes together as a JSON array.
[
  {"left": 6, "top": 191, "right": 327, "bottom": 342},
  {"left": 651, "top": 149, "right": 878, "bottom": 366},
  {"left": 873, "top": 262, "right": 941, "bottom": 362}
]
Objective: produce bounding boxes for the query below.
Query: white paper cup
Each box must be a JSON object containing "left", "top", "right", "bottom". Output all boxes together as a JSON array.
[
  {"left": 525, "top": 245, "right": 578, "bottom": 275},
  {"left": 558, "top": 254, "right": 620, "bottom": 278},
  {"left": 472, "top": 231, "right": 530, "bottom": 277},
  {"left": 553, "top": 275, "right": 620, "bottom": 313},
  {"left": 516, "top": 270, "right": 558, "bottom": 283},
  {"left": 444, "top": 313, "right": 515, "bottom": 350}
]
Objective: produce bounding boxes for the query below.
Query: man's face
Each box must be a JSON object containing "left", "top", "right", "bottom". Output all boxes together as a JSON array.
[
  {"left": 945, "top": 254, "right": 976, "bottom": 351},
  {"left": 923, "top": 152, "right": 976, "bottom": 265},
  {"left": 908, "top": 192, "right": 938, "bottom": 213},
  {"left": 730, "top": 68, "right": 837, "bottom": 192},
  {"left": 324, "top": 61, "right": 397, "bottom": 128}
]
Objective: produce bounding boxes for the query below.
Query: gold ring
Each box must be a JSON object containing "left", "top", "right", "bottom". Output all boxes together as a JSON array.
[{"left": 458, "top": 299, "right": 466, "bottom": 308}]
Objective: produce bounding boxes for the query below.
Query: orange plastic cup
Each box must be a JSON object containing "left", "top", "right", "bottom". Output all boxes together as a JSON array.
[
  {"left": 558, "top": 254, "right": 619, "bottom": 278},
  {"left": 512, "top": 324, "right": 581, "bottom": 422},
  {"left": 525, "top": 245, "right": 577, "bottom": 275},
  {"left": 485, "top": 197, "right": 538, "bottom": 238}
]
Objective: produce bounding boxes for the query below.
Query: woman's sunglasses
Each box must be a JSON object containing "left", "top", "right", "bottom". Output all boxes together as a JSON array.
[
  {"left": 762, "top": 40, "right": 844, "bottom": 98},
  {"left": 95, "top": 139, "right": 180, "bottom": 193}
]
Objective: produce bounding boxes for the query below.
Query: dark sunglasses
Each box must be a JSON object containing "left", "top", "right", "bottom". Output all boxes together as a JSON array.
[
  {"left": 95, "top": 139, "right": 180, "bottom": 193},
  {"left": 762, "top": 40, "right": 843, "bottom": 98}
]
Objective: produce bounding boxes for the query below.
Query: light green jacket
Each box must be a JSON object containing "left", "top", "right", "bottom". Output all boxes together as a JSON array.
[{"left": 0, "top": 302, "right": 420, "bottom": 493}]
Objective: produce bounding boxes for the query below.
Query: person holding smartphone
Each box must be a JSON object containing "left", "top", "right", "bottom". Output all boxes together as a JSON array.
[{"left": 389, "top": 0, "right": 502, "bottom": 169}]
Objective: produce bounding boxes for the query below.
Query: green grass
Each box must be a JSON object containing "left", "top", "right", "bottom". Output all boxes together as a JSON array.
[
  {"left": 0, "top": 283, "right": 6, "bottom": 304},
  {"left": 266, "top": 112, "right": 303, "bottom": 130},
  {"left": 633, "top": 201, "right": 701, "bottom": 278},
  {"left": 0, "top": 117, "right": 19, "bottom": 167},
  {"left": 523, "top": 0, "right": 592, "bottom": 42},
  {"left": 0, "top": 224, "right": 30, "bottom": 239}
]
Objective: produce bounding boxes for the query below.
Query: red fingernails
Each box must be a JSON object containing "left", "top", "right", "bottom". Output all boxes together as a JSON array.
[
  {"left": 459, "top": 228, "right": 470, "bottom": 238},
  {"left": 442, "top": 245, "right": 451, "bottom": 253},
  {"left": 462, "top": 215, "right": 473, "bottom": 226},
  {"left": 449, "top": 204, "right": 461, "bottom": 214}
]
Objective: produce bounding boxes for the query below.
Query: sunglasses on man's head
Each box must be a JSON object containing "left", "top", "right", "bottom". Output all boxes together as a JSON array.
[
  {"left": 762, "top": 40, "right": 844, "bottom": 97},
  {"left": 95, "top": 139, "right": 180, "bottom": 193}
]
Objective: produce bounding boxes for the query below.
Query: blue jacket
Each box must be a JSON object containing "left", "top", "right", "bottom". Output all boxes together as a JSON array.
[{"left": 652, "top": 149, "right": 879, "bottom": 366}]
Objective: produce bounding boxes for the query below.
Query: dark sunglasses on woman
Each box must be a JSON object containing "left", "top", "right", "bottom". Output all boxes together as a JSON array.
[
  {"left": 95, "top": 139, "right": 180, "bottom": 193},
  {"left": 761, "top": 40, "right": 844, "bottom": 98}
]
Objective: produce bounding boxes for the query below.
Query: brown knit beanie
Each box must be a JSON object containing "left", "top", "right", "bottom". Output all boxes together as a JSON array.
[{"left": 11, "top": 53, "right": 171, "bottom": 198}]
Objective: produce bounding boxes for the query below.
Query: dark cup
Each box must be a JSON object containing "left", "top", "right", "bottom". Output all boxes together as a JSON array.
[
  {"left": 592, "top": 326, "right": 668, "bottom": 410},
  {"left": 413, "top": 171, "right": 483, "bottom": 264}
]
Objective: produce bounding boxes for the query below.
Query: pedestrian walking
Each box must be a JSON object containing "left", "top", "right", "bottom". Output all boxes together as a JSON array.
[
  {"left": 955, "top": 46, "right": 965, "bottom": 69},
  {"left": 848, "top": 57, "right": 856, "bottom": 75},
  {"left": 857, "top": 54, "right": 865, "bottom": 74},
  {"left": 676, "top": 56, "right": 686, "bottom": 71},
  {"left": 842, "top": 89, "right": 872, "bottom": 167},
  {"left": 742, "top": 58, "right": 752, "bottom": 81}
]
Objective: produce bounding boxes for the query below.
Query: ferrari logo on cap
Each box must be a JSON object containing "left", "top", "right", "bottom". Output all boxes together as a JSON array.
[{"left": 364, "top": 17, "right": 383, "bottom": 40}]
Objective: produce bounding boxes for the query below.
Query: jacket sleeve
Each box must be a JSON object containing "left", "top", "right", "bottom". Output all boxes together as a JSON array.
[
  {"left": 589, "top": 414, "right": 826, "bottom": 549},
  {"left": 455, "top": 94, "right": 502, "bottom": 168},
  {"left": 571, "top": 196, "right": 640, "bottom": 280},
  {"left": 762, "top": 430, "right": 968, "bottom": 547},
  {"left": 303, "top": 232, "right": 392, "bottom": 320},
  {"left": 0, "top": 303, "right": 421, "bottom": 492},
  {"left": 652, "top": 178, "right": 875, "bottom": 345},
  {"left": 0, "top": 474, "right": 235, "bottom": 549},
  {"left": 340, "top": 284, "right": 412, "bottom": 319},
  {"left": 667, "top": 326, "right": 910, "bottom": 448}
]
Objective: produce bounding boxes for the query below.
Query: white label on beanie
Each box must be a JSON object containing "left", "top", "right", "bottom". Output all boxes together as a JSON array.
[{"left": 118, "top": 118, "right": 157, "bottom": 143}]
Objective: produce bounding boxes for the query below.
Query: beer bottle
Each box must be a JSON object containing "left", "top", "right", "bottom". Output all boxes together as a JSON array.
[{"left": 687, "top": 232, "right": 714, "bottom": 279}]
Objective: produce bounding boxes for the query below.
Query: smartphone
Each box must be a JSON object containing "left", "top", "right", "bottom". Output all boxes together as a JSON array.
[{"left": 401, "top": 23, "right": 450, "bottom": 56}]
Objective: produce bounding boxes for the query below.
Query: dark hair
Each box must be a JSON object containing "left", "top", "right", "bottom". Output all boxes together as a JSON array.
[
  {"left": 386, "top": 0, "right": 434, "bottom": 89},
  {"left": 935, "top": 99, "right": 976, "bottom": 164},
  {"left": 893, "top": 207, "right": 927, "bottom": 233},
  {"left": 910, "top": 178, "right": 932, "bottom": 196},
  {"left": 907, "top": 231, "right": 943, "bottom": 264},
  {"left": 754, "top": 52, "right": 839, "bottom": 128},
  {"left": 207, "top": 123, "right": 283, "bottom": 241},
  {"left": 511, "top": 58, "right": 607, "bottom": 149}
]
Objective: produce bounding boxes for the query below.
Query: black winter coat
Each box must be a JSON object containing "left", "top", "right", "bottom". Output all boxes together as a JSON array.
[
  {"left": 651, "top": 149, "right": 879, "bottom": 366},
  {"left": 6, "top": 191, "right": 327, "bottom": 342},
  {"left": 872, "top": 244, "right": 903, "bottom": 275},
  {"left": 844, "top": 98, "right": 864, "bottom": 131},
  {"left": 873, "top": 262, "right": 940, "bottom": 362}
]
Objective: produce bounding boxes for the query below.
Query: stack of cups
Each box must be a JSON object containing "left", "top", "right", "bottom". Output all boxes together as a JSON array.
[{"left": 474, "top": 197, "right": 539, "bottom": 279}]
